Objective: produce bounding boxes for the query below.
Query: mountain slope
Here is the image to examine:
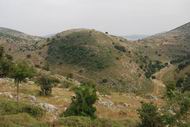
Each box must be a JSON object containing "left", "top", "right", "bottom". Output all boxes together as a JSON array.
[
  {"left": 1, "top": 22, "right": 190, "bottom": 93},
  {"left": 43, "top": 29, "right": 151, "bottom": 93},
  {"left": 127, "top": 22, "right": 190, "bottom": 83}
]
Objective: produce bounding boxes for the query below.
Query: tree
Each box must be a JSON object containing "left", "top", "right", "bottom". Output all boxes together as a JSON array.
[
  {"left": 0, "top": 57, "right": 13, "bottom": 77},
  {"left": 138, "top": 103, "right": 163, "bottom": 127},
  {"left": 0, "top": 46, "right": 4, "bottom": 59},
  {"left": 181, "top": 74, "right": 190, "bottom": 93},
  {"left": 11, "top": 61, "right": 35, "bottom": 103},
  {"left": 64, "top": 83, "right": 98, "bottom": 118},
  {"left": 37, "top": 75, "right": 56, "bottom": 96},
  {"left": 0, "top": 46, "right": 14, "bottom": 77}
]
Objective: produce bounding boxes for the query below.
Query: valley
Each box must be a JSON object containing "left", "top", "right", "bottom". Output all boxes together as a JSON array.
[{"left": 0, "top": 22, "right": 190, "bottom": 127}]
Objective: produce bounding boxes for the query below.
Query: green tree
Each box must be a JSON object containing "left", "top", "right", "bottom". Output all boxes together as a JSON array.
[
  {"left": 181, "top": 74, "right": 190, "bottom": 93},
  {"left": 138, "top": 103, "right": 163, "bottom": 127},
  {"left": 37, "top": 75, "right": 56, "bottom": 96},
  {"left": 0, "top": 58, "right": 13, "bottom": 77},
  {"left": 0, "top": 46, "right": 4, "bottom": 59},
  {"left": 0, "top": 46, "right": 13, "bottom": 77},
  {"left": 64, "top": 83, "right": 98, "bottom": 118},
  {"left": 11, "top": 61, "right": 35, "bottom": 103}
]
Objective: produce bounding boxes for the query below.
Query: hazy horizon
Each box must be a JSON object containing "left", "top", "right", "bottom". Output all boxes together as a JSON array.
[{"left": 0, "top": 0, "right": 190, "bottom": 36}]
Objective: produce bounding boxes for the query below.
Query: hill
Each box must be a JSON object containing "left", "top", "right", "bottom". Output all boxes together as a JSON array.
[
  {"left": 127, "top": 22, "right": 190, "bottom": 84},
  {"left": 43, "top": 29, "right": 151, "bottom": 93},
  {"left": 0, "top": 22, "right": 190, "bottom": 93}
]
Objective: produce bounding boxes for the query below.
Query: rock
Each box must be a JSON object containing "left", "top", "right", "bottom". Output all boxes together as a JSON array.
[
  {"left": 38, "top": 103, "right": 58, "bottom": 113},
  {"left": 124, "top": 103, "right": 129, "bottom": 107},
  {"left": 98, "top": 99, "right": 114, "bottom": 108},
  {"left": 27, "top": 81, "right": 35, "bottom": 85},
  {"left": 28, "top": 95, "right": 37, "bottom": 102},
  {"left": 145, "top": 94, "right": 158, "bottom": 100},
  {"left": 0, "top": 92, "right": 14, "bottom": 99},
  {"left": 168, "top": 109, "right": 176, "bottom": 116}
]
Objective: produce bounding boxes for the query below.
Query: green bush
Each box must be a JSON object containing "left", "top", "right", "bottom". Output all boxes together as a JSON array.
[
  {"left": 166, "top": 82, "right": 176, "bottom": 100},
  {"left": 138, "top": 103, "right": 163, "bottom": 127},
  {"left": 63, "top": 83, "right": 98, "bottom": 118}
]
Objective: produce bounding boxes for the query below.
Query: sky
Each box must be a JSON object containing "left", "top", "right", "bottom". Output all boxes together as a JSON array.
[{"left": 0, "top": 0, "right": 190, "bottom": 36}]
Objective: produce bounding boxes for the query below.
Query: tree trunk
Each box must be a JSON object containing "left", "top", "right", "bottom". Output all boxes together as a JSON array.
[{"left": 16, "top": 82, "right": 19, "bottom": 104}]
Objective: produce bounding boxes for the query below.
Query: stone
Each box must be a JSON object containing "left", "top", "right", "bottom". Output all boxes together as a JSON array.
[
  {"left": 0, "top": 92, "right": 14, "bottom": 99},
  {"left": 28, "top": 95, "right": 37, "bottom": 102},
  {"left": 38, "top": 103, "right": 58, "bottom": 113}
]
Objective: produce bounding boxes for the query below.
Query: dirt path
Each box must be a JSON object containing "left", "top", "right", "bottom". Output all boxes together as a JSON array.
[{"left": 152, "top": 64, "right": 174, "bottom": 96}]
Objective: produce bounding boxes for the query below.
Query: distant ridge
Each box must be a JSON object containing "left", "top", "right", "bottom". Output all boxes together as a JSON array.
[{"left": 123, "top": 34, "right": 149, "bottom": 40}]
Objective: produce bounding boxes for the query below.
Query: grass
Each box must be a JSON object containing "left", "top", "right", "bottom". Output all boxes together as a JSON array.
[
  {"left": 0, "top": 113, "right": 48, "bottom": 127},
  {"left": 0, "top": 98, "right": 44, "bottom": 117},
  {"left": 57, "top": 116, "right": 136, "bottom": 127}
]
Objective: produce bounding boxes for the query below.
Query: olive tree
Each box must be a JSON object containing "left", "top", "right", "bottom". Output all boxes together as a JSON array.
[
  {"left": 37, "top": 75, "right": 57, "bottom": 96},
  {"left": 11, "top": 61, "right": 35, "bottom": 103}
]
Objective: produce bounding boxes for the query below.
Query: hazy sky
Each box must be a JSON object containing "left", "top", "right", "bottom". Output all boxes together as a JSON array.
[{"left": 0, "top": 0, "right": 190, "bottom": 36}]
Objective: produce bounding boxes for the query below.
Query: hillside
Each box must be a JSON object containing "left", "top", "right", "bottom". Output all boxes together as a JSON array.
[
  {"left": 127, "top": 22, "right": 190, "bottom": 83},
  {"left": 43, "top": 29, "right": 151, "bottom": 93}
]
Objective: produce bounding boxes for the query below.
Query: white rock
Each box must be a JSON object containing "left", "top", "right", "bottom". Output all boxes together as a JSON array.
[
  {"left": 38, "top": 103, "right": 58, "bottom": 113},
  {"left": 28, "top": 95, "right": 37, "bottom": 102},
  {"left": 0, "top": 92, "right": 14, "bottom": 99}
]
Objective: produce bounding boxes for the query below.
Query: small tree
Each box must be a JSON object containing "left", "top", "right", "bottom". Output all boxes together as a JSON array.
[
  {"left": 166, "top": 82, "right": 176, "bottom": 100},
  {"left": 37, "top": 75, "right": 56, "bottom": 96},
  {"left": 138, "top": 103, "right": 163, "bottom": 127},
  {"left": 181, "top": 74, "right": 190, "bottom": 93},
  {"left": 0, "top": 46, "right": 4, "bottom": 59},
  {"left": 11, "top": 61, "right": 35, "bottom": 103},
  {"left": 0, "top": 46, "right": 13, "bottom": 77},
  {"left": 64, "top": 83, "right": 98, "bottom": 118},
  {"left": 0, "top": 57, "right": 13, "bottom": 77}
]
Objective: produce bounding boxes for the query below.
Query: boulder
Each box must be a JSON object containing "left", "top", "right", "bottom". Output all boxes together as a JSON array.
[
  {"left": 38, "top": 103, "right": 58, "bottom": 113},
  {"left": 28, "top": 95, "right": 37, "bottom": 102}
]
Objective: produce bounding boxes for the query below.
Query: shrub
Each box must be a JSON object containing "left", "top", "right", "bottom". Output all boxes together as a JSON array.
[
  {"left": 138, "top": 103, "right": 163, "bottom": 127},
  {"left": 63, "top": 83, "right": 98, "bottom": 118},
  {"left": 37, "top": 75, "right": 57, "bottom": 96},
  {"left": 26, "top": 54, "right": 31, "bottom": 58},
  {"left": 166, "top": 82, "right": 176, "bottom": 100},
  {"left": 114, "top": 45, "right": 126, "bottom": 52}
]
